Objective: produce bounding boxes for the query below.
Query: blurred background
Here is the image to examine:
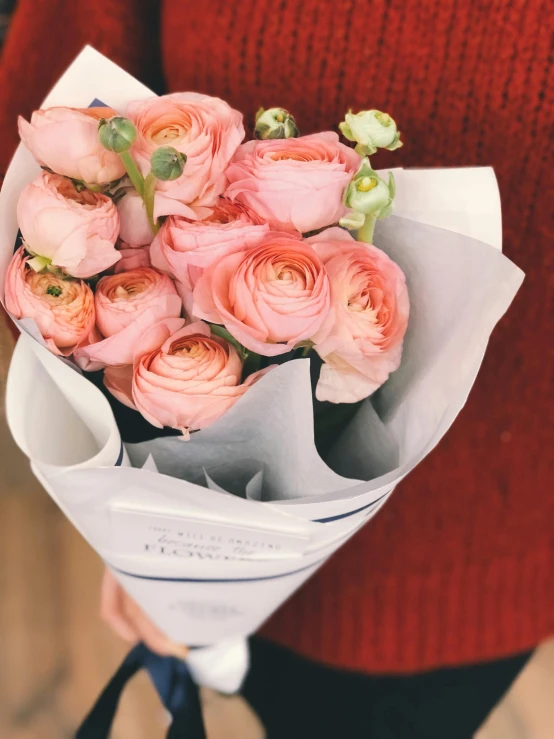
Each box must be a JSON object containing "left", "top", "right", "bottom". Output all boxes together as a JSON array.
[{"left": 1, "top": 313, "right": 554, "bottom": 739}]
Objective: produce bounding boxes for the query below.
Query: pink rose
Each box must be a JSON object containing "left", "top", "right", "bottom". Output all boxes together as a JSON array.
[
  {"left": 5, "top": 246, "right": 96, "bottom": 355},
  {"left": 309, "top": 228, "right": 409, "bottom": 403},
  {"left": 117, "top": 188, "right": 153, "bottom": 247},
  {"left": 113, "top": 243, "right": 152, "bottom": 273},
  {"left": 193, "top": 232, "right": 331, "bottom": 356},
  {"left": 126, "top": 93, "right": 245, "bottom": 220},
  {"left": 74, "top": 268, "right": 182, "bottom": 371},
  {"left": 104, "top": 320, "right": 271, "bottom": 434},
  {"left": 225, "top": 132, "right": 361, "bottom": 233},
  {"left": 150, "top": 198, "right": 269, "bottom": 283},
  {"left": 17, "top": 172, "right": 120, "bottom": 279},
  {"left": 18, "top": 106, "right": 125, "bottom": 185}
]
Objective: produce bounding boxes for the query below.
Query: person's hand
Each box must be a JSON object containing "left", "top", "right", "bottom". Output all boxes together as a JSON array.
[
  {"left": 100, "top": 568, "right": 189, "bottom": 659},
  {"left": 100, "top": 569, "right": 266, "bottom": 738}
]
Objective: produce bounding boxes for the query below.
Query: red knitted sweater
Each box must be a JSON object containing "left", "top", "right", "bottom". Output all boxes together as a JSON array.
[{"left": 1, "top": 0, "right": 552, "bottom": 674}]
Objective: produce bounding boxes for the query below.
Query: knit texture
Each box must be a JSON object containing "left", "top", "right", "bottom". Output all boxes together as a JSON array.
[{"left": 1, "top": 0, "right": 552, "bottom": 674}]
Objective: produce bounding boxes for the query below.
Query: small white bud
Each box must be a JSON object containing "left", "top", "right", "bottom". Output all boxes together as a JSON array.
[
  {"left": 255, "top": 107, "right": 299, "bottom": 139},
  {"left": 345, "top": 158, "right": 395, "bottom": 219},
  {"left": 340, "top": 109, "right": 402, "bottom": 156}
]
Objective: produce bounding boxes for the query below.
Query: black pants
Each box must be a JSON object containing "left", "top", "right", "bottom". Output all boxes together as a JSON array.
[{"left": 243, "top": 638, "right": 530, "bottom": 739}]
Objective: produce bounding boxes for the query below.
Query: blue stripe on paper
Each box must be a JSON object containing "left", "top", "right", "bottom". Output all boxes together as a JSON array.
[
  {"left": 113, "top": 557, "right": 324, "bottom": 585},
  {"left": 313, "top": 491, "right": 390, "bottom": 522}
]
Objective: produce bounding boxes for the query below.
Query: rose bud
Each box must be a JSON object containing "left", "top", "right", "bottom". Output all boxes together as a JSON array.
[
  {"left": 113, "top": 243, "right": 152, "bottom": 273},
  {"left": 125, "top": 93, "right": 245, "bottom": 219},
  {"left": 225, "top": 132, "right": 361, "bottom": 233},
  {"left": 18, "top": 106, "right": 126, "bottom": 186},
  {"left": 5, "top": 246, "right": 96, "bottom": 355},
  {"left": 340, "top": 109, "right": 402, "bottom": 156},
  {"left": 308, "top": 228, "right": 409, "bottom": 403},
  {"left": 192, "top": 232, "right": 331, "bottom": 356},
  {"left": 17, "top": 171, "right": 120, "bottom": 279},
  {"left": 344, "top": 158, "right": 395, "bottom": 219},
  {"left": 150, "top": 146, "right": 187, "bottom": 181},
  {"left": 117, "top": 188, "right": 154, "bottom": 247},
  {"left": 254, "top": 107, "right": 299, "bottom": 140},
  {"left": 73, "top": 267, "right": 182, "bottom": 371},
  {"left": 104, "top": 319, "right": 272, "bottom": 436},
  {"left": 97, "top": 116, "right": 137, "bottom": 153}
]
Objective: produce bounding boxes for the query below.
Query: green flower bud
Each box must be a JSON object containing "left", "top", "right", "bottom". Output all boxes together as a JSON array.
[
  {"left": 98, "top": 116, "right": 137, "bottom": 153},
  {"left": 340, "top": 109, "right": 402, "bottom": 156},
  {"left": 150, "top": 146, "right": 187, "bottom": 181},
  {"left": 345, "top": 158, "right": 395, "bottom": 218},
  {"left": 254, "top": 107, "right": 299, "bottom": 140}
]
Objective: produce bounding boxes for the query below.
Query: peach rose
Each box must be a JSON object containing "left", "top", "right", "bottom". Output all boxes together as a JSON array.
[
  {"left": 126, "top": 93, "right": 244, "bottom": 220},
  {"left": 309, "top": 228, "right": 409, "bottom": 403},
  {"left": 113, "top": 243, "right": 152, "bottom": 273},
  {"left": 193, "top": 232, "right": 331, "bottom": 356},
  {"left": 74, "top": 268, "right": 182, "bottom": 371},
  {"left": 104, "top": 320, "right": 271, "bottom": 434},
  {"left": 117, "top": 188, "right": 153, "bottom": 247},
  {"left": 225, "top": 132, "right": 361, "bottom": 233},
  {"left": 5, "top": 246, "right": 96, "bottom": 355},
  {"left": 150, "top": 198, "right": 269, "bottom": 286},
  {"left": 17, "top": 171, "right": 120, "bottom": 279},
  {"left": 18, "top": 106, "right": 125, "bottom": 185}
]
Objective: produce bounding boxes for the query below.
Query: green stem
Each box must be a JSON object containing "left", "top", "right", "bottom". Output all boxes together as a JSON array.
[
  {"left": 242, "top": 351, "right": 262, "bottom": 380},
  {"left": 209, "top": 323, "right": 247, "bottom": 359},
  {"left": 120, "top": 150, "right": 145, "bottom": 198},
  {"left": 143, "top": 172, "right": 159, "bottom": 235},
  {"left": 357, "top": 213, "right": 377, "bottom": 244}
]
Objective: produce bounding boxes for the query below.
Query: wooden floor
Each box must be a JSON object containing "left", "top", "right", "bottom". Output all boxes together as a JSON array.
[{"left": 1, "top": 318, "right": 553, "bottom": 738}]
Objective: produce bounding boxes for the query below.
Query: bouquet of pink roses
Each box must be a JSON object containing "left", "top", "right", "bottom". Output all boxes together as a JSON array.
[
  {"left": 0, "top": 49, "right": 524, "bottom": 724},
  {"left": 6, "top": 86, "right": 409, "bottom": 443}
]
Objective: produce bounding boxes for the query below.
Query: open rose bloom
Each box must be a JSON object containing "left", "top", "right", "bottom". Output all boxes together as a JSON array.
[
  {"left": 225, "top": 132, "right": 361, "bottom": 233},
  {"left": 18, "top": 106, "right": 126, "bottom": 185},
  {"left": 74, "top": 267, "right": 182, "bottom": 370},
  {"left": 105, "top": 320, "right": 272, "bottom": 435},
  {"left": 0, "top": 49, "right": 525, "bottom": 705},
  {"left": 17, "top": 171, "right": 120, "bottom": 278},
  {"left": 127, "top": 93, "right": 244, "bottom": 220}
]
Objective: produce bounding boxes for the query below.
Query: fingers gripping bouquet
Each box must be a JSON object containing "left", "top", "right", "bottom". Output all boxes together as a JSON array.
[{"left": 1, "top": 49, "right": 523, "bottom": 704}]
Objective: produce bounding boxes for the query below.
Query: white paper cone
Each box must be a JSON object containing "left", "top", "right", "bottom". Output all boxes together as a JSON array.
[{"left": 1, "top": 47, "right": 524, "bottom": 691}]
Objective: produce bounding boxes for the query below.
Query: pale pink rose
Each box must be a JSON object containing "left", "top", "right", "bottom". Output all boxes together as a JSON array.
[
  {"left": 225, "top": 132, "right": 361, "bottom": 234},
  {"left": 4, "top": 246, "right": 97, "bottom": 355},
  {"left": 117, "top": 188, "right": 154, "bottom": 247},
  {"left": 18, "top": 106, "right": 125, "bottom": 185},
  {"left": 193, "top": 232, "right": 331, "bottom": 356},
  {"left": 126, "top": 93, "right": 245, "bottom": 220},
  {"left": 17, "top": 171, "right": 120, "bottom": 279},
  {"left": 74, "top": 268, "right": 182, "bottom": 371},
  {"left": 104, "top": 320, "right": 272, "bottom": 434},
  {"left": 150, "top": 198, "right": 269, "bottom": 285},
  {"left": 308, "top": 228, "right": 409, "bottom": 403},
  {"left": 113, "top": 243, "right": 152, "bottom": 273}
]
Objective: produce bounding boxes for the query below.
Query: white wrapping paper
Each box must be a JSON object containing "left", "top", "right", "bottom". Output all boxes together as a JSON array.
[{"left": 1, "top": 47, "right": 524, "bottom": 692}]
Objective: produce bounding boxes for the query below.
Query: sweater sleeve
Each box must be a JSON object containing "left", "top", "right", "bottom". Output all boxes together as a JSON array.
[{"left": 0, "top": 0, "right": 163, "bottom": 174}]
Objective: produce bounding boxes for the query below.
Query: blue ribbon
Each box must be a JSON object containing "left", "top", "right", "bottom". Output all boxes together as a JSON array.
[{"left": 75, "top": 643, "right": 206, "bottom": 739}]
